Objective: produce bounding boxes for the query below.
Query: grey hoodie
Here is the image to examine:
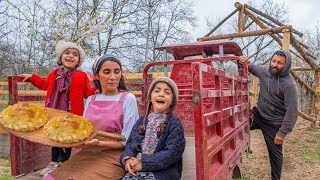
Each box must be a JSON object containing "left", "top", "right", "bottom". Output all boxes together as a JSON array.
[{"left": 248, "top": 50, "right": 298, "bottom": 138}]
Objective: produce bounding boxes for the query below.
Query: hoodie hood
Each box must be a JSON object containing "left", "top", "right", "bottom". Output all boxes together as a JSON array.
[{"left": 269, "top": 50, "right": 292, "bottom": 77}]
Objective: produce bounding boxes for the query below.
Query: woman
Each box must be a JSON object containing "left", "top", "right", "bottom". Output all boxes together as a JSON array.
[{"left": 45, "top": 54, "right": 139, "bottom": 180}]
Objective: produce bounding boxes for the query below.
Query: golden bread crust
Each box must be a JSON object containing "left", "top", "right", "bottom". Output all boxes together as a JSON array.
[
  {"left": 44, "top": 114, "right": 94, "bottom": 143},
  {"left": 0, "top": 102, "right": 48, "bottom": 131}
]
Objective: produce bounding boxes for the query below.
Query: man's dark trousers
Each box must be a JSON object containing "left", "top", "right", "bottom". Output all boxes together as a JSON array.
[{"left": 250, "top": 108, "right": 283, "bottom": 180}]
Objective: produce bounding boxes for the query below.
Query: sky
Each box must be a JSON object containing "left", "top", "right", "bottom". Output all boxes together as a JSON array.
[{"left": 188, "top": 0, "right": 320, "bottom": 40}]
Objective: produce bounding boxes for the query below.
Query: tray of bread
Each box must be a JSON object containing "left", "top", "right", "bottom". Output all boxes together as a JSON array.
[{"left": 0, "top": 102, "right": 125, "bottom": 148}]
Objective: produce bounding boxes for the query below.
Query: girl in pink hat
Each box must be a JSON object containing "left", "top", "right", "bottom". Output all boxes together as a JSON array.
[{"left": 20, "top": 40, "right": 96, "bottom": 176}]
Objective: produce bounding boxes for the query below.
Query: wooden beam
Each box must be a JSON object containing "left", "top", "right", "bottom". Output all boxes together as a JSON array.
[
  {"left": 291, "top": 70, "right": 316, "bottom": 95},
  {"left": 258, "top": 15, "right": 310, "bottom": 50},
  {"left": 197, "top": 26, "right": 292, "bottom": 42},
  {"left": 235, "top": 2, "right": 319, "bottom": 72},
  {"left": 204, "top": 9, "right": 238, "bottom": 37},
  {"left": 282, "top": 27, "right": 291, "bottom": 51},
  {"left": 243, "top": 3, "right": 304, "bottom": 37},
  {"left": 292, "top": 67, "right": 314, "bottom": 71},
  {"left": 238, "top": 5, "right": 245, "bottom": 33},
  {"left": 251, "top": 76, "right": 258, "bottom": 108},
  {"left": 299, "top": 111, "right": 317, "bottom": 123},
  {"left": 290, "top": 34, "right": 320, "bottom": 71},
  {"left": 289, "top": 49, "right": 304, "bottom": 61}
]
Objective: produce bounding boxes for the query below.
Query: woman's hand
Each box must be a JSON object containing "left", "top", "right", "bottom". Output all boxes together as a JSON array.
[
  {"left": 84, "top": 139, "right": 100, "bottom": 146},
  {"left": 20, "top": 74, "right": 32, "bottom": 82}
]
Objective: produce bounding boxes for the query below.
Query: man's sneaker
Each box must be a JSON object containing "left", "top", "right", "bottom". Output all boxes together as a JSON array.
[{"left": 40, "top": 162, "right": 59, "bottom": 176}]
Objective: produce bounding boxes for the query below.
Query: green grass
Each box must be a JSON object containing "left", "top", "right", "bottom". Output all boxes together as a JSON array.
[
  {"left": 295, "top": 131, "right": 320, "bottom": 164},
  {"left": 0, "top": 174, "right": 11, "bottom": 180},
  {"left": 0, "top": 156, "right": 11, "bottom": 180},
  {"left": 311, "top": 145, "right": 320, "bottom": 161}
]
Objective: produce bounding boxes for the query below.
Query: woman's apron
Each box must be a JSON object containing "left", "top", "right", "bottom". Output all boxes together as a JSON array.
[{"left": 49, "top": 92, "right": 128, "bottom": 180}]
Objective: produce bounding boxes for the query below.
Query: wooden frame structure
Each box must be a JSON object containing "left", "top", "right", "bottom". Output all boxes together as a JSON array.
[{"left": 197, "top": 2, "right": 318, "bottom": 127}]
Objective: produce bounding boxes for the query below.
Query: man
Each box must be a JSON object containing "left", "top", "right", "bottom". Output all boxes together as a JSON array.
[{"left": 240, "top": 50, "right": 298, "bottom": 180}]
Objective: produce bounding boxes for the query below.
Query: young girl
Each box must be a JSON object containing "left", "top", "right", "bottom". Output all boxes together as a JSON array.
[
  {"left": 120, "top": 77, "right": 186, "bottom": 180},
  {"left": 20, "top": 40, "right": 96, "bottom": 176}
]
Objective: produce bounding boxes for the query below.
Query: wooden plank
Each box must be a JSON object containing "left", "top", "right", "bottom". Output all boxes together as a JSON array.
[
  {"left": 124, "top": 72, "right": 171, "bottom": 80},
  {"left": 282, "top": 27, "right": 291, "bottom": 51},
  {"left": 0, "top": 100, "right": 8, "bottom": 105},
  {"left": 0, "top": 90, "right": 47, "bottom": 95},
  {"left": 292, "top": 67, "right": 313, "bottom": 71},
  {"left": 238, "top": 6, "right": 244, "bottom": 33},
  {"left": 197, "top": 26, "right": 292, "bottom": 42},
  {"left": 0, "top": 82, "right": 8, "bottom": 86}
]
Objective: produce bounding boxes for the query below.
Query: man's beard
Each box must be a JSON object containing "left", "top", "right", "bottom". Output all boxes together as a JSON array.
[{"left": 269, "top": 65, "right": 282, "bottom": 76}]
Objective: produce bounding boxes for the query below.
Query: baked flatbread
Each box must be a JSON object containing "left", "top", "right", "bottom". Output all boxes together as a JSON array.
[
  {"left": 0, "top": 102, "right": 49, "bottom": 131},
  {"left": 44, "top": 114, "right": 94, "bottom": 143}
]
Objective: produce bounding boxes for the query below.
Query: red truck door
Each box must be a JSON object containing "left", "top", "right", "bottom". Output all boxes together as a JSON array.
[{"left": 191, "top": 61, "right": 250, "bottom": 180}]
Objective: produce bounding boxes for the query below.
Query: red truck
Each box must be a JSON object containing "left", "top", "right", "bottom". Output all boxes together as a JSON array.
[{"left": 8, "top": 40, "right": 250, "bottom": 179}]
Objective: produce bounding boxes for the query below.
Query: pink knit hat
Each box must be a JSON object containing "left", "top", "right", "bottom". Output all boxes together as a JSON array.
[{"left": 55, "top": 40, "right": 85, "bottom": 67}]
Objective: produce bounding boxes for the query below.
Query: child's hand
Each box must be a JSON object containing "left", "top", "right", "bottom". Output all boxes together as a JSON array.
[
  {"left": 20, "top": 74, "right": 32, "bottom": 82},
  {"left": 131, "top": 158, "right": 142, "bottom": 172},
  {"left": 124, "top": 158, "right": 136, "bottom": 176}
]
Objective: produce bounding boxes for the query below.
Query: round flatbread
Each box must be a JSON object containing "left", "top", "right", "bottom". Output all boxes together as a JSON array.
[
  {"left": 0, "top": 102, "right": 49, "bottom": 131},
  {"left": 44, "top": 114, "right": 94, "bottom": 143}
]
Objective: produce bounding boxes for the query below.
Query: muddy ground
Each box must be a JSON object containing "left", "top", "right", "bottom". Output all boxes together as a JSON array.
[{"left": 241, "top": 117, "right": 320, "bottom": 180}]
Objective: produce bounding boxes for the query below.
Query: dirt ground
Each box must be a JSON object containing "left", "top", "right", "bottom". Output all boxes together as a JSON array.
[{"left": 241, "top": 117, "right": 320, "bottom": 180}]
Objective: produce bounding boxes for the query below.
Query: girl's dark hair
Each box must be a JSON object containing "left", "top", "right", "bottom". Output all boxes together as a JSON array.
[
  {"left": 138, "top": 81, "right": 177, "bottom": 136},
  {"left": 92, "top": 55, "right": 127, "bottom": 92}
]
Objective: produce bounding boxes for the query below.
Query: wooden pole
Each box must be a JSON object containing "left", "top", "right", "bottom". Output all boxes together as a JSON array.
[
  {"left": 197, "top": 26, "right": 292, "bottom": 42},
  {"left": 291, "top": 70, "right": 316, "bottom": 95},
  {"left": 298, "top": 111, "right": 317, "bottom": 124},
  {"left": 251, "top": 76, "right": 258, "bottom": 108},
  {"left": 292, "top": 67, "right": 314, "bottom": 71},
  {"left": 243, "top": 3, "right": 304, "bottom": 37},
  {"left": 238, "top": 5, "right": 245, "bottom": 33},
  {"left": 290, "top": 34, "right": 320, "bottom": 71},
  {"left": 204, "top": 9, "right": 238, "bottom": 37},
  {"left": 314, "top": 71, "right": 319, "bottom": 127},
  {"left": 235, "top": 2, "right": 320, "bottom": 72},
  {"left": 290, "top": 49, "right": 304, "bottom": 61},
  {"left": 282, "top": 27, "right": 291, "bottom": 51}
]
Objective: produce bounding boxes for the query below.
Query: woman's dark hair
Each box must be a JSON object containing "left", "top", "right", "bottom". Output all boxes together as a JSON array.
[{"left": 92, "top": 55, "right": 127, "bottom": 92}]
